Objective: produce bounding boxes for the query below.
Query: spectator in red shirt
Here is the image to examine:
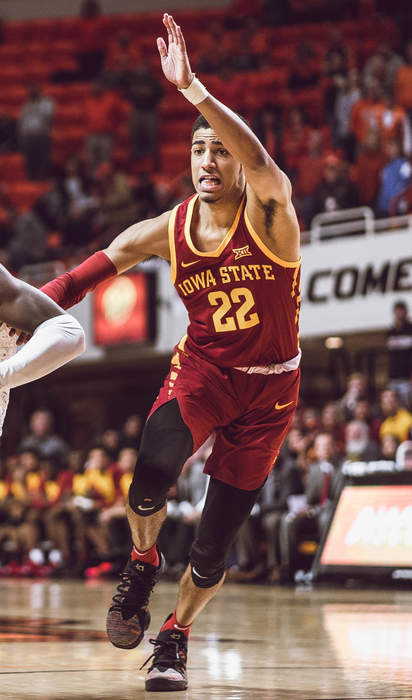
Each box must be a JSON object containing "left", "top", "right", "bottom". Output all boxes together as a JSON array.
[
  {"left": 76, "top": 0, "right": 105, "bottom": 81},
  {"left": 288, "top": 40, "right": 319, "bottom": 92},
  {"left": 197, "top": 22, "right": 231, "bottom": 75},
  {"left": 105, "top": 31, "right": 141, "bottom": 72},
  {"left": 294, "top": 129, "right": 326, "bottom": 229},
  {"left": 312, "top": 153, "right": 360, "bottom": 219},
  {"left": 281, "top": 107, "right": 311, "bottom": 177}
]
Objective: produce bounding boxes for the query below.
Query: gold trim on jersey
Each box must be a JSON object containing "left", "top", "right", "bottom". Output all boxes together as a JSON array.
[
  {"left": 244, "top": 209, "right": 301, "bottom": 269},
  {"left": 168, "top": 205, "right": 179, "bottom": 284},
  {"left": 177, "top": 334, "right": 188, "bottom": 353},
  {"left": 184, "top": 194, "right": 245, "bottom": 258}
]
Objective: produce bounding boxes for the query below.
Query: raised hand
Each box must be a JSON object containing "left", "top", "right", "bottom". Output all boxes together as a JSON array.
[{"left": 157, "top": 13, "right": 194, "bottom": 89}]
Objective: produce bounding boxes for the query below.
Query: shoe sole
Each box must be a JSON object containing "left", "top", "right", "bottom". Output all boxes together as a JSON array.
[
  {"left": 145, "top": 677, "right": 188, "bottom": 692},
  {"left": 106, "top": 609, "right": 150, "bottom": 649}
]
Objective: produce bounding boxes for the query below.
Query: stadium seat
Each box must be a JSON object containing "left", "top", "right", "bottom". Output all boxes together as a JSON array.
[
  {"left": 7, "top": 181, "right": 51, "bottom": 211},
  {"left": 24, "top": 61, "right": 51, "bottom": 83},
  {"left": 52, "top": 126, "right": 86, "bottom": 155},
  {"left": 0, "top": 66, "right": 26, "bottom": 88},
  {"left": 0, "top": 154, "right": 26, "bottom": 182},
  {"left": 160, "top": 143, "right": 190, "bottom": 177},
  {"left": 54, "top": 105, "right": 86, "bottom": 128},
  {"left": 0, "top": 86, "right": 27, "bottom": 110}
]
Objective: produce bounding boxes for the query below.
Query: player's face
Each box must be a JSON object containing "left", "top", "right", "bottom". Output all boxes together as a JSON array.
[{"left": 191, "top": 128, "right": 244, "bottom": 202}]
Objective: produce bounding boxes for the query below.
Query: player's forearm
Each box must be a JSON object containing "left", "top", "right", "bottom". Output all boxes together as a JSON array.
[
  {"left": 0, "top": 314, "right": 85, "bottom": 389},
  {"left": 183, "top": 81, "right": 290, "bottom": 201},
  {"left": 196, "top": 94, "right": 269, "bottom": 172},
  {"left": 40, "top": 251, "right": 117, "bottom": 309}
]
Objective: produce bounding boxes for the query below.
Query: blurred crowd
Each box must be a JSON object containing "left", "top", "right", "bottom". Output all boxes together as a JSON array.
[
  {"left": 1, "top": 1, "right": 412, "bottom": 270},
  {"left": 0, "top": 298, "right": 411, "bottom": 582}
]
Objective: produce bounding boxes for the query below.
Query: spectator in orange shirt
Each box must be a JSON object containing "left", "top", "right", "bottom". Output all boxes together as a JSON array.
[
  {"left": 84, "top": 80, "right": 123, "bottom": 171},
  {"left": 351, "top": 127, "right": 385, "bottom": 206},
  {"left": 379, "top": 89, "right": 412, "bottom": 157},
  {"left": 350, "top": 80, "right": 385, "bottom": 148},
  {"left": 395, "top": 40, "right": 412, "bottom": 116}
]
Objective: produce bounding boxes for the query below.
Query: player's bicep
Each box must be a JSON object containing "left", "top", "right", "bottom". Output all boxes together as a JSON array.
[
  {"left": 244, "top": 157, "right": 292, "bottom": 209},
  {"left": 104, "top": 211, "right": 171, "bottom": 274},
  {"left": 245, "top": 186, "right": 300, "bottom": 263}
]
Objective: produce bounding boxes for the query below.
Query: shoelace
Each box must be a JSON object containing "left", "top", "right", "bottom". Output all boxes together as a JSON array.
[
  {"left": 110, "top": 570, "right": 156, "bottom": 616},
  {"left": 139, "top": 638, "right": 186, "bottom": 672}
]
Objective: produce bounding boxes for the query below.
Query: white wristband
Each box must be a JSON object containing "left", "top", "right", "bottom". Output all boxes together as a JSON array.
[{"left": 178, "top": 76, "right": 209, "bottom": 105}]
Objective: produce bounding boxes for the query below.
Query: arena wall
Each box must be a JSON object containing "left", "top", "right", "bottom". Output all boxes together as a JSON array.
[{"left": 0, "top": 0, "right": 230, "bottom": 21}]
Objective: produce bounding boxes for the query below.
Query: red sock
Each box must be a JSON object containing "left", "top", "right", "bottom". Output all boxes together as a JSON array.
[
  {"left": 161, "top": 611, "right": 191, "bottom": 639},
  {"left": 131, "top": 544, "right": 159, "bottom": 567}
]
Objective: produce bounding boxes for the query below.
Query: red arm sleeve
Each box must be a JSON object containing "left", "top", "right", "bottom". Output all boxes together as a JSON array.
[{"left": 40, "top": 251, "right": 117, "bottom": 309}]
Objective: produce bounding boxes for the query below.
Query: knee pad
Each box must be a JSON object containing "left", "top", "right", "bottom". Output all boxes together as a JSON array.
[
  {"left": 128, "top": 450, "right": 171, "bottom": 516},
  {"left": 128, "top": 399, "right": 193, "bottom": 517},
  {"left": 190, "top": 540, "right": 226, "bottom": 589}
]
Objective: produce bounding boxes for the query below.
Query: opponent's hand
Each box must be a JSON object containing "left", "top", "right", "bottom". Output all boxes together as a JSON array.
[
  {"left": 157, "top": 13, "right": 194, "bottom": 89},
  {"left": 8, "top": 326, "right": 31, "bottom": 345}
]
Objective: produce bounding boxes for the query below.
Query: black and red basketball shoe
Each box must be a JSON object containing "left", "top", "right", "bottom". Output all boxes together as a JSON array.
[
  {"left": 142, "top": 622, "right": 188, "bottom": 691},
  {"left": 106, "top": 549, "right": 165, "bottom": 649}
]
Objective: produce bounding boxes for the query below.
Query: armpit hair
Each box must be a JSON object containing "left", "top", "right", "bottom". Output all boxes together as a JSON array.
[{"left": 263, "top": 198, "right": 277, "bottom": 234}]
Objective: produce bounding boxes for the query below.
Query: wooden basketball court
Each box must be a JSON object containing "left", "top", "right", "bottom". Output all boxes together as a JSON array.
[{"left": 0, "top": 578, "right": 411, "bottom": 699}]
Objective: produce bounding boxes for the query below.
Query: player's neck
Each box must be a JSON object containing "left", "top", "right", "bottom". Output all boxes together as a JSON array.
[{"left": 197, "top": 192, "right": 243, "bottom": 232}]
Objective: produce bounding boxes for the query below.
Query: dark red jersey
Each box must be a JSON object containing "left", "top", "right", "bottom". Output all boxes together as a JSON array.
[{"left": 169, "top": 193, "right": 301, "bottom": 367}]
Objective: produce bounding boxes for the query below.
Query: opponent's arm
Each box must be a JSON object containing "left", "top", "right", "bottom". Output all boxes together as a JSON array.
[
  {"left": 158, "top": 14, "right": 299, "bottom": 262},
  {"left": 0, "top": 265, "right": 85, "bottom": 389}
]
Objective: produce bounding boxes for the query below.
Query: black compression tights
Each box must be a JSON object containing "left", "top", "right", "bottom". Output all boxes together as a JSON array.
[{"left": 128, "top": 398, "right": 264, "bottom": 585}]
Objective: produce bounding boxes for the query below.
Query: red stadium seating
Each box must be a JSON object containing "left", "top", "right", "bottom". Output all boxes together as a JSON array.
[
  {"left": 6, "top": 181, "right": 51, "bottom": 211},
  {"left": 0, "top": 154, "right": 26, "bottom": 182}
]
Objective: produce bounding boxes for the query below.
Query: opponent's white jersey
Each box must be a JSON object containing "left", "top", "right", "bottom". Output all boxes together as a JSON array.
[{"left": 0, "top": 324, "right": 17, "bottom": 436}]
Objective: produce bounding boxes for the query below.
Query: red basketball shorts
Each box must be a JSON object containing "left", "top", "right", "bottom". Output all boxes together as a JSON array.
[{"left": 148, "top": 345, "right": 300, "bottom": 491}]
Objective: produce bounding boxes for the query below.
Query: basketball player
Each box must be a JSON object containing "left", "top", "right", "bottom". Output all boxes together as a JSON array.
[
  {"left": 0, "top": 264, "right": 85, "bottom": 436},
  {"left": 37, "top": 14, "right": 300, "bottom": 691}
]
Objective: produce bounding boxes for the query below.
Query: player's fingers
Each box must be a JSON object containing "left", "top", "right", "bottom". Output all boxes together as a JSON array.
[
  {"left": 166, "top": 13, "right": 178, "bottom": 43},
  {"left": 8, "top": 328, "right": 15, "bottom": 337},
  {"left": 171, "top": 17, "right": 180, "bottom": 44},
  {"left": 157, "top": 37, "right": 167, "bottom": 59},
  {"left": 163, "top": 13, "right": 174, "bottom": 43},
  {"left": 176, "top": 25, "right": 186, "bottom": 50}
]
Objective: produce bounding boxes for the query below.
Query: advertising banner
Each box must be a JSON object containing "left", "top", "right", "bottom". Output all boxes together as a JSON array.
[
  {"left": 320, "top": 485, "right": 412, "bottom": 567},
  {"left": 300, "top": 228, "right": 412, "bottom": 337},
  {"left": 93, "top": 272, "right": 149, "bottom": 346}
]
